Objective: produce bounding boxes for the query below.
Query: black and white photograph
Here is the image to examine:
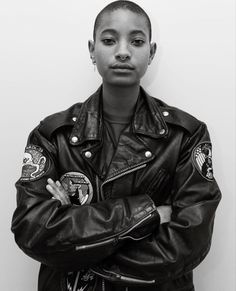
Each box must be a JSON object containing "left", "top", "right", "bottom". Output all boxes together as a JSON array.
[{"left": 0, "top": 0, "right": 235, "bottom": 290}]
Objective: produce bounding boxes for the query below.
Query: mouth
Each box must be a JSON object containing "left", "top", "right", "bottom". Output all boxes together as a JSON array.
[{"left": 110, "top": 63, "right": 135, "bottom": 71}]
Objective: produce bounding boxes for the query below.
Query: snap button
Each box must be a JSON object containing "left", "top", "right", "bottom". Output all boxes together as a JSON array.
[
  {"left": 159, "top": 129, "right": 166, "bottom": 135},
  {"left": 71, "top": 136, "right": 79, "bottom": 143},
  {"left": 84, "top": 151, "right": 92, "bottom": 158},
  {"left": 162, "top": 111, "right": 169, "bottom": 117},
  {"left": 145, "top": 151, "right": 152, "bottom": 158},
  {"left": 72, "top": 117, "right": 77, "bottom": 122}
]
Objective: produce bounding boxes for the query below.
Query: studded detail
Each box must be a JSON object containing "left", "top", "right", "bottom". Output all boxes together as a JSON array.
[
  {"left": 71, "top": 136, "right": 79, "bottom": 143},
  {"left": 159, "top": 129, "right": 166, "bottom": 135},
  {"left": 84, "top": 151, "right": 92, "bottom": 158},
  {"left": 145, "top": 151, "right": 152, "bottom": 158},
  {"left": 72, "top": 117, "right": 77, "bottom": 122},
  {"left": 162, "top": 111, "right": 169, "bottom": 117}
]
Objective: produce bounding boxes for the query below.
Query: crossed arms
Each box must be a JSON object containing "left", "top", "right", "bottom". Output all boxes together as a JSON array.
[{"left": 11, "top": 122, "right": 221, "bottom": 283}]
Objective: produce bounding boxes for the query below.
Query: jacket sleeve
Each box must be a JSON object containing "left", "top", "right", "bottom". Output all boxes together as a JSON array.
[
  {"left": 11, "top": 126, "right": 160, "bottom": 271},
  {"left": 92, "top": 123, "right": 221, "bottom": 285}
]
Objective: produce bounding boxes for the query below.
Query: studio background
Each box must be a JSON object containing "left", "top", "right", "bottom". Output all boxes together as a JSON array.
[{"left": 0, "top": 0, "right": 235, "bottom": 290}]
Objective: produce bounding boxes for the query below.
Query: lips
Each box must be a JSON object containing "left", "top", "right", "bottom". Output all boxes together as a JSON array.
[{"left": 111, "top": 63, "right": 135, "bottom": 70}]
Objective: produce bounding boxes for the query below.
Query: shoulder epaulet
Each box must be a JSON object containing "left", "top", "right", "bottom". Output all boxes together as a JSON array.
[
  {"left": 158, "top": 102, "right": 202, "bottom": 135},
  {"left": 39, "top": 103, "right": 82, "bottom": 140}
]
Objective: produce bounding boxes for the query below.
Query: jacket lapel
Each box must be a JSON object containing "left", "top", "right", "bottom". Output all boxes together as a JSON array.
[{"left": 69, "top": 86, "right": 168, "bottom": 180}]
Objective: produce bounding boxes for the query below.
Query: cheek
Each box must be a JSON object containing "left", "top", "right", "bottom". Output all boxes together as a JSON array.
[
  {"left": 94, "top": 46, "right": 111, "bottom": 64},
  {"left": 137, "top": 52, "right": 150, "bottom": 76}
]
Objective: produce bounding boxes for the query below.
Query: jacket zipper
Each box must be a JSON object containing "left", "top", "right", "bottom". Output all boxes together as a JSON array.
[
  {"left": 75, "top": 210, "right": 155, "bottom": 251},
  {"left": 92, "top": 268, "right": 155, "bottom": 285},
  {"left": 100, "top": 163, "right": 147, "bottom": 199},
  {"left": 96, "top": 175, "right": 102, "bottom": 202},
  {"left": 94, "top": 163, "right": 150, "bottom": 291}
]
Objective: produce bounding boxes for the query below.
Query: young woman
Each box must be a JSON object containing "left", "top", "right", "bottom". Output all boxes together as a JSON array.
[{"left": 11, "top": 1, "right": 221, "bottom": 291}]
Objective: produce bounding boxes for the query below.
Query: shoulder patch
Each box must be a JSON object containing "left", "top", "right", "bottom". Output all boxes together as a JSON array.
[
  {"left": 192, "top": 142, "right": 214, "bottom": 181},
  {"left": 20, "top": 145, "right": 50, "bottom": 181}
]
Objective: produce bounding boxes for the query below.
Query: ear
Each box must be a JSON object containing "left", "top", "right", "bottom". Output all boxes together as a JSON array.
[
  {"left": 88, "top": 40, "right": 96, "bottom": 63},
  {"left": 148, "top": 42, "right": 157, "bottom": 65}
]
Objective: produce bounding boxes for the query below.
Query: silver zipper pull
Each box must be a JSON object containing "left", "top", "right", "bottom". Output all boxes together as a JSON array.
[{"left": 102, "top": 279, "right": 105, "bottom": 291}]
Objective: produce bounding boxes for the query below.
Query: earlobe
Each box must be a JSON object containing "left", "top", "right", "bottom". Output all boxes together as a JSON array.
[
  {"left": 148, "top": 42, "right": 157, "bottom": 65},
  {"left": 88, "top": 40, "right": 95, "bottom": 63}
]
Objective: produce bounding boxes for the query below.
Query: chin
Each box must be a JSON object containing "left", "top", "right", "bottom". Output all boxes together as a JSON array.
[{"left": 106, "top": 77, "right": 140, "bottom": 87}]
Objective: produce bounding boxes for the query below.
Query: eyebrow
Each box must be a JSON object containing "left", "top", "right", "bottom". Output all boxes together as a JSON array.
[{"left": 100, "top": 28, "right": 147, "bottom": 37}]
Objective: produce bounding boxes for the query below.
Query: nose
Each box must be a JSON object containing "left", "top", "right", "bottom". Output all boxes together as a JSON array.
[{"left": 115, "top": 40, "right": 131, "bottom": 62}]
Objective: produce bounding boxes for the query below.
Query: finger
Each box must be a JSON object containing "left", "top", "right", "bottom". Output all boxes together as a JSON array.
[
  {"left": 47, "top": 179, "right": 71, "bottom": 205},
  {"left": 46, "top": 185, "right": 62, "bottom": 203},
  {"left": 54, "top": 183, "right": 71, "bottom": 205},
  {"left": 55, "top": 181, "right": 71, "bottom": 203},
  {"left": 46, "top": 184, "right": 58, "bottom": 196},
  {"left": 47, "top": 178, "right": 59, "bottom": 192},
  {"left": 55, "top": 181, "right": 67, "bottom": 194},
  {"left": 55, "top": 180, "right": 62, "bottom": 187},
  {"left": 47, "top": 178, "right": 55, "bottom": 185}
]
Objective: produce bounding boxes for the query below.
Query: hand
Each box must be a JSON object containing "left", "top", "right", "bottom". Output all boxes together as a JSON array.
[
  {"left": 46, "top": 178, "right": 71, "bottom": 205},
  {"left": 156, "top": 205, "right": 172, "bottom": 224}
]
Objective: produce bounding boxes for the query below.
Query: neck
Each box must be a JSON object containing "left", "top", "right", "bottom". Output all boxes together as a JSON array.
[{"left": 102, "top": 82, "right": 140, "bottom": 117}]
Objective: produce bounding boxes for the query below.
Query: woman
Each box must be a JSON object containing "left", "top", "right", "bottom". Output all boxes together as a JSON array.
[{"left": 11, "top": 1, "right": 221, "bottom": 290}]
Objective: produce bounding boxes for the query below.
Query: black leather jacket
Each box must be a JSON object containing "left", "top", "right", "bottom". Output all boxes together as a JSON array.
[{"left": 11, "top": 87, "right": 221, "bottom": 291}]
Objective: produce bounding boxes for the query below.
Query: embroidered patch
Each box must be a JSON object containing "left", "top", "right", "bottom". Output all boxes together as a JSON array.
[
  {"left": 67, "top": 270, "right": 95, "bottom": 291},
  {"left": 60, "top": 172, "right": 93, "bottom": 205},
  {"left": 192, "top": 142, "right": 214, "bottom": 181},
  {"left": 21, "top": 145, "right": 49, "bottom": 181}
]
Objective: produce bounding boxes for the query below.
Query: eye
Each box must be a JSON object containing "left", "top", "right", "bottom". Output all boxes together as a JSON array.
[
  {"left": 132, "top": 39, "right": 145, "bottom": 46},
  {"left": 102, "top": 38, "right": 116, "bottom": 46}
]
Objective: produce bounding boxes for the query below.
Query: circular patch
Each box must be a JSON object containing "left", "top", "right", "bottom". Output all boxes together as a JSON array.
[
  {"left": 21, "top": 145, "right": 49, "bottom": 181},
  {"left": 192, "top": 142, "right": 214, "bottom": 181},
  {"left": 60, "top": 172, "right": 93, "bottom": 205}
]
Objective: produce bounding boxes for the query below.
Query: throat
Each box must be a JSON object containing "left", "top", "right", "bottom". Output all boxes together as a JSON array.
[{"left": 102, "top": 84, "right": 140, "bottom": 118}]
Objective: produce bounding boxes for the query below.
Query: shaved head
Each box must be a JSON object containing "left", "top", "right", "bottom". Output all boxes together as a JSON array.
[{"left": 93, "top": 0, "right": 152, "bottom": 41}]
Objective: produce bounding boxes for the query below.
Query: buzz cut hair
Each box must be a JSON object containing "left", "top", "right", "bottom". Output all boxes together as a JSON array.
[{"left": 93, "top": 0, "right": 152, "bottom": 41}]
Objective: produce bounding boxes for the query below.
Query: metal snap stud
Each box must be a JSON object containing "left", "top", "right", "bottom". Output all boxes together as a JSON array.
[
  {"left": 71, "top": 136, "right": 78, "bottom": 143},
  {"left": 159, "top": 129, "right": 166, "bottom": 135},
  {"left": 84, "top": 151, "right": 92, "bottom": 158},
  {"left": 162, "top": 111, "right": 169, "bottom": 117},
  {"left": 145, "top": 151, "right": 152, "bottom": 158}
]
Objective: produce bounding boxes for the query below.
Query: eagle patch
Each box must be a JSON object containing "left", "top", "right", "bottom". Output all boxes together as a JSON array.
[
  {"left": 21, "top": 145, "right": 49, "bottom": 181},
  {"left": 192, "top": 142, "right": 214, "bottom": 181},
  {"left": 60, "top": 172, "right": 93, "bottom": 205}
]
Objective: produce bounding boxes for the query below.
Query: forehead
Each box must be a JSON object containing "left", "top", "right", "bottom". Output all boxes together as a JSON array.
[{"left": 96, "top": 9, "right": 149, "bottom": 37}]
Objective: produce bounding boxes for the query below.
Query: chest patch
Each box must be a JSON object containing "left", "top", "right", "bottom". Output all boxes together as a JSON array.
[
  {"left": 60, "top": 172, "right": 93, "bottom": 205},
  {"left": 192, "top": 142, "right": 214, "bottom": 181},
  {"left": 20, "top": 145, "right": 49, "bottom": 181}
]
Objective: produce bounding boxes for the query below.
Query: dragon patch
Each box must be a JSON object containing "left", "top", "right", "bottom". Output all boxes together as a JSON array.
[
  {"left": 21, "top": 145, "right": 49, "bottom": 181},
  {"left": 192, "top": 142, "right": 214, "bottom": 181}
]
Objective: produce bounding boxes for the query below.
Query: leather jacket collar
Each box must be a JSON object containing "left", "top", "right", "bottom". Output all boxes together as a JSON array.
[{"left": 69, "top": 86, "right": 168, "bottom": 146}]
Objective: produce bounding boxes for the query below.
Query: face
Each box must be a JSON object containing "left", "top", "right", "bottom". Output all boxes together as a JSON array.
[{"left": 89, "top": 9, "right": 156, "bottom": 87}]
